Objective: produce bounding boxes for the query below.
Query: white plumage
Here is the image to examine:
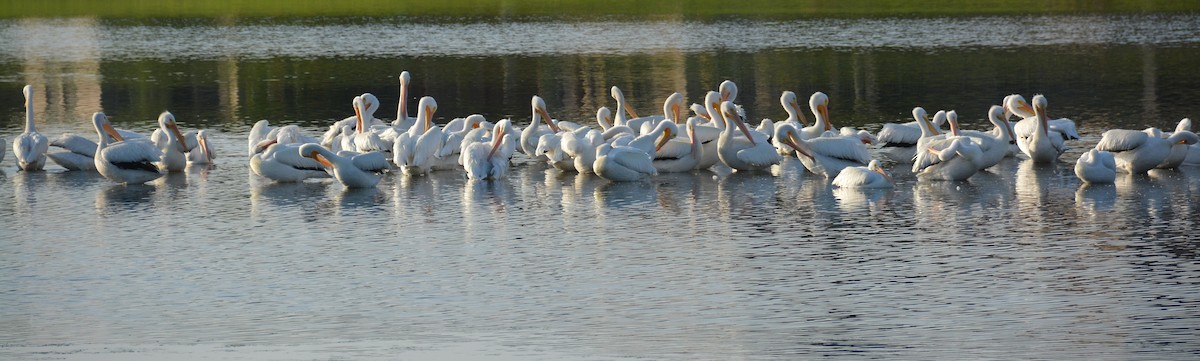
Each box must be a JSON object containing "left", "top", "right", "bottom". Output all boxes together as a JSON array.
[
  {"left": 594, "top": 143, "right": 657, "bottom": 182},
  {"left": 1096, "top": 127, "right": 1198, "bottom": 174},
  {"left": 833, "top": 160, "right": 894, "bottom": 188},
  {"left": 1075, "top": 149, "right": 1117, "bottom": 184},
  {"left": 14, "top": 85, "right": 49, "bottom": 171},
  {"left": 298, "top": 143, "right": 380, "bottom": 188},
  {"left": 92, "top": 112, "right": 164, "bottom": 184}
]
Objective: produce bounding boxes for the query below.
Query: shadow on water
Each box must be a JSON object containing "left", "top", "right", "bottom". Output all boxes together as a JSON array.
[
  {"left": 336, "top": 187, "right": 384, "bottom": 209},
  {"left": 95, "top": 183, "right": 156, "bottom": 215},
  {"left": 593, "top": 179, "right": 657, "bottom": 209}
]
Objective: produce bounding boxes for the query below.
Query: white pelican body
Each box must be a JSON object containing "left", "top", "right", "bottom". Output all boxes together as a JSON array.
[
  {"left": 299, "top": 143, "right": 379, "bottom": 188},
  {"left": 47, "top": 133, "right": 98, "bottom": 171},
  {"left": 914, "top": 137, "right": 982, "bottom": 181},
  {"left": 1075, "top": 149, "right": 1117, "bottom": 184},
  {"left": 776, "top": 123, "right": 871, "bottom": 178},
  {"left": 1158, "top": 118, "right": 1196, "bottom": 169},
  {"left": 520, "top": 96, "right": 562, "bottom": 160},
  {"left": 800, "top": 92, "right": 833, "bottom": 140},
  {"left": 14, "top": 85, "right": 49, "bottom": 171},
  {"left": 251, "top": 141, "right": 329, "bottom": 182},
  {"left": 1007, "top": 94, "right": 1080, "bottom": 142},
  {"left": 187, "top": 129, "right": 216, "bottom": 164},
  {"left": 562, "top": 128, "right": 603, "bottom": 174},
  {"left": 92, "top": 113, "right": 164, "bottom": 184},
  {"left": 536, "top": 132, "right": 574, "bottom": 171},
  {"left": 833, "top": 160, "right": 894, "bottom": 188},
  {"left": 717, "top": 102, "right": 781, "bottom": 171},
  {"left": 248, "top": 120, "right": 318, "bottom": 156},
  {"left": 150, "top": 111, "right": 192, "bottom": 172},
  {"left": 876, "top": 107, "right": 939, "bottom": 163},
  {"left": 954, "top": 107, "right": 1016, "bottom": 171},
  {"left": 463, "top": 120, "right": 517, "bottom": 180},
  {"left": 654, "top": 118, "right": 702, "bottom": 173},
  {"left": 393, "top": 97, "right": 443, "bottom": 176},
  {"left": 1096, "top": 128, "right": 1199, "bottom": 174},
  {"left": 431, "top": 114, "right": 487, "bottom": 171},
  {"left": 1016, "top": 95, "right": 1066, "bottom": 163},
  {"left": 594, "top": 143, "right": 657, "bottom": 182}
]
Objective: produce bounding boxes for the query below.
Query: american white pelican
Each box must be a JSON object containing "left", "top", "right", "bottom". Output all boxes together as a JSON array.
[
  {"left": 594, "top": 142, "right": 657, "bottom": 182},
  {"left": 1075, "top": 149, "right": 1116, "bottom": 184},
  {"left": 1179, "top": 118, "right": 1200, "bottom": 166},
  {"left": 913, "top": 137, "right": 982, "bottom": 181},
  {"left": 653, "top": 117, "right": 703, "bottom": 173},
  {"left": 536, "top": 132, "right": 574, "bottom": 171},
  {"left": 1006, "top": 94, "right": 1079, "bottom": 141},
  {"left": 561, "top": 128, "right": 604, "bottom": 174},
  {"left": 832, "top": 160, "right": 894, "bottom": 188},
  {"left": 520, "top": 96, "right": 562, "bottom": 160},
  {"left": 150, "top": 111, "right": 191, "bottom": 172},
  {"left": 629, "top": 119, "right": 679, "bottom": 157},
  {"left": 767, "top": 91, "right": 810, "bottom": 156},
  {"left": 13, "top": 85, "right": 49, "bottom": 171},
  {"left": 92, "top": 112, "right": 164, "bottom": 184},
  {"left": 431, "top": 114, "right": 487, "bottom": 171},
  {"left": 1157, "top": 118, "right": 1196, "bottom": 169},
  {"left": 717, "top": 80, "right": 746, "bottom": 119},
  {"left": 1017, "top": 95, "right": 1067, "bottom": 163},
  {"left": 349, "top": 95, "right": 391, "bottom": 153},
  {"left": 250, "top": 140, "right": 329, "bottom": 182},
  {"left": 47, "top": 133, "right": 98, "bottom": 171},
  {"left": 800, "top": 92, "right": 834, "bottom": 140},
  {"left": 876, "top": 107, "right": 938, "bottom": 163},
  {"left": 610, "top": 86, "right": 643, "bottom": 129},
  {"left": 298, "top": 143, "right": 379, "bottom": 188},
  {"left": 953, "top": 107, "right": 1017, "bottom": 171},
  {"left": 463, "top": 119, "right": 517, "bottom": 180},
  {"left": 1096, "top": 127, "right": 1198, "bottom": 174},
  {"left": 187, "top": 129, "right": 215, "bottom": 164},
  {"left": 775, "top": 123, "right": 871, "bottom": 178},
  {"left": 595, "top": 107, "right": 614, "bottom": 130},
  {"left": 393, "top": 97, "right": 443, "bottom": 176},
  {"left": 394, "top": 71, "right": 413, "bottom": 129},
  {"left": 717, "top": 101, "right": 781, "bottom": 171}
]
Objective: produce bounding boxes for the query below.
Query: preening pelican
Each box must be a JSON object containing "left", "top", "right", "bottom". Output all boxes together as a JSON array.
[
  {"left": 769, "top": 91, "right": 810, "bottom": 156},
  {"left": 520, "top": 96, "right": 561, "bottom": 160},
  {"left": 954, "top": 107, "right": 1016, "bottom": 171},
  {"left": 536, "top": 132, "right": 574, "bottom": 171},
  {"left": 1157, "top": 118, "right": 1196, "bottom": 169},
  {"left": 1007, "top": 94, "right": 1079, "bottom": 141},
  {"left": 800, "top": 91, "right": 833, "bottom": 140},
  {"left": 653, "top": 117, "right": 703, "bottom": 173},
  {"left": 1075, "top": 149, "right": 1116, "bottom": 184},
  {"left": 250, "top": 140, "right": 329, "bottom": 182},
  {"left": 187, "top": 129, "right": 215, "bottom": 164},
  {"left": 594, "top": 142, "right": 657, "bottom": 182},
  {"left": 717, "top": 101, "right": 781, "bottom": 171},
  {"left": 299, "top": 143, "right": 379, "bottom": 188},
  {"left": 463, "top": 119, "right": 517, "bottom": 180},
  {"left": 833, "top": 160, "right": 894, "bottom": 188},
  {"left": 1017, "top": 95, "right": 1066, "bottom": 163},
  {"left": 775, "top": 123, "right": 871, "bottom": 178},
  {"left": 47, "top": 133, "right": 98, "bottom": 171},
  {"left": 562, "top": 128, "right": 604, "bottom": 174},
  {"left": 877, "top": 107, "right": 938, "bottom": 163},
  {"left": 1095, "top": 127, "right": 1198, "bottom": 174},
  {"left": 14, "top": 85, "right": 49, "bottom": 171},
  {"left": 913, "top": 137, "right": 982, "bottom": 181},
  {"left": 610, "top": 86, "right": 643, "bottom": 129},
  {"left": 393, "top": 97, "right": 444, "bottom": 176},
  {"left": 150, "top": 111, "right": 191, "bottom": 172},
  {"left": 92, "top": 112, "right": 164, "bottom": 184}
]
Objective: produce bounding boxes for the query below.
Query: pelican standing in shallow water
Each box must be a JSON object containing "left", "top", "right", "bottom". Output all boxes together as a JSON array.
[
  {"left": 1018, "top": 95, "right": 1066, "bottom": 163},
  {"left": 187, "top": 129, "right": 216, "bottom": 164},
  {"left": 833, "top": 160, "right": 894, "bottom": 188},
  {"left": 299, "top": 143, "right": 379, "bottom": 188},
  {"left": 151, "top": 111, "right": 192, "bottom": 172},
  {"left": 1075, "top": 149, "right": 1116, "bottom": 184},
  {"left": 463, "top": 119, "right": 517, "bottom": 180},
  {"left": 775, "top": 123, "right": 871, "bottom": 178},
  {"left": 92, "top": 112, "right": 164, "bottom": 184},
  {"left": 14, "top": 85, "right": 49, "bottom": 171},
  {"left": 717, "top": 101, "right": 781, "bottom": 171}
]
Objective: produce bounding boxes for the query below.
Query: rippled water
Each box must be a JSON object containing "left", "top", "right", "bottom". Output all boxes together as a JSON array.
[{"left": 3, "top": 13, "right": 1200, "bottom": 360}]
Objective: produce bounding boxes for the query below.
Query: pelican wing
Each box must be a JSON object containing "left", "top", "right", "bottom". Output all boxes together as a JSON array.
[
  {"left": 876, "top": 123, "right": 921, "bottom": 146},
  {"left": 47, "top": 151, "right": 96, "bottom": 171},
  {"left": 1096, "top": 129, "right": 1148, "bottom": 152},
  {"left": 912, "top": 137, "right": 957, "bottom": 173},
  {"left": 655, "top": 138, "right": 695, "bottom": 159},
  {"left": 611, "top": 147, "right": 658, "bottom": 175},
  {"left": 1048, "top": 118, "right": 1079, "bottom": 140},
  {"left": 808, "top": 137, "right": 872, "bottom": 164},
  {"left": 102, "top": 140, "right": 161, "bottom": 171},
  {"left": 736, "top": 142, "right": 783, "bottom": 168},
  {"left": 51, "top": 133, "right": 97, "bottom": 157},
  {"left": 831, "top": 166, "right": 877, "bottom": 188},
  {"left": 351, "top": 151, "right": 390, "bottom": 173},
  {"left": 412, "top": 126, "right": 446, "bottom": 166}
]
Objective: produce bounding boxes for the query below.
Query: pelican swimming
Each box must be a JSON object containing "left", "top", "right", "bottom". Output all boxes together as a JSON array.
[
  {"left": 46, "top": 133, "right": 98, "bottom": 171},
  {"left": 1075, "top": 149, "right": 1117, "bottom": 184},
  {"left": 653, "top": 117, "right": 703, "bottom": 173},
  {"left": 768, "top": 91, "right": 810, "bottom": 156},
  {"left": 953, "top": 107, "right": 1017, "bottom": 171},
  {"left": 800, "top": 92, "right": 834, "bottom": 141},
  {"left": 520, "top": 96, "right": 562, "bottom": 160},
  {"left": 594, "top": 142, "right": 657, "bottom": 182},
  {"left": 92, "top": 112, "right": 164, "bottom": 184},
  {"left": 13, "top": 85, "right": 49, "bottom": 171},
  {"left": 913, "top": 137, "right": 982, "bottom": 181},
  {"left": 463, "top": 119, "right": 517, "bottom": 180},
  {"left": 187, "top": 129, "right": 216, "bottom": 164},
  {"left": 250, "top": 140, "right": 329, "bottom": 182},
  {"left": 1017, "top": 95, "right": 1067, "bottom": 163},
  {"left": 1157, "top": 118, "right": 1196, "bottom": 169},
  {"left": 775, "top": 123, "right": 871, "bottom": 178},
  {"left": 1095, "top": 127, "right": 1199, "bottom": 174},
  {"left": 876, "top": 107, "right": 941, "bottom": 163},
  {"left": 717, "top": 101, "right": 781, "bottom": 171},
  {"left": 832, "top": 160, "right": 894, "bottom": 188},
  {"left": 299, "top": 143, "right": 379, "bottom": 188},
  {"left": 150, "top": 111, "right": 192, "bottom": 172},
  {"left": 1006, "top": 94, "right": 1079, "bottom": 141},
  {"left": 393, "top": 97, "right": 444, "bottom": 176}
]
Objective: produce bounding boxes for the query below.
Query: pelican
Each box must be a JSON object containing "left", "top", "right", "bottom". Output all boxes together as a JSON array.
[
  {"left": 876, "top": 107, "right": 939, "bottom": 163},
  {"left": 1017, "top": 95, "right": 1066, "bottom": 163},
  {"left": 349, "top": 95, "right": 391, "bottom": 153},
  {"left": 92, "top": 112, "right": 164, "bottom": 184},
  {"left": 1075, "top": 149, "right": 1117, "bottom": 184},
  {"left": 535, "top": 132, "right": 574, "bottom": 171},
  {"left": 832, "top": 160, "right": 894, "bottom": 188},
  {"left": 150, "top": 111, "right": 191, "bottom": 172},
  {"left": 718, "top": 80, "right": 746, "bottom": 119},
  {"left": 913, "top": 137, "right": 982, "bottom": 181},
  {"left": 187, "top": 129, "right": 216, "bottom": 164},
  {"left": 1095, "top": 127, "right": 1198, "bottom": 174},
  {"left": 775, "top": 123, "right": 871, "bottom": 178},
  {"left": 1157, "top": 118, "right": 1196, "bottom": 169},
  {"left": 13, "top": 85, "right": 49, "bottom": 171},
  {"left": 653, "top": 117, "right": 703, "bottom": 173},
  {"left": 717, "top": 101, "right": 781, "bottom": 171},
  {"left": 431, "top": 114, "right": 487, "bottom": 171},
  {"left": 47, "top": 133, "right": 98, "bottom": 171},
  {"left": 520, "top": 96, "right": 561, "bottom": 160},
  {"left": 463, "top": 119, "right": 517, "bottom": 180},
  {"left": 394, "top": 71, "right": 414, "bottom": 129},
  {"left": 250, "top": 140, "right": 329, "bottom": 182},
  {"left": 299, "top": 143, "right": 379, "bottom": 188},
  {"left": 800, "top": 92, "right": 833, "bottom": 140},
  {"left": 610, "top": 86, "right": 644, "bottom": 129},
  {"left": 594, "top": 142, "right": 657, "bottom": 182},
  {"left": 562, "top": 128, "right": 604, "bottom": 174},
  {"left": 954, "top": 107, "right": 1017, "bottom": 171},
  {"left": 1006, "top": 94, "right": 1079, "bottom": 141},
  {"left": 393, "top": 97, "right": 443, "bottom": 176},
  {"left": 768, "top": 91, "right": 810, "bottom": 155},
  {"left": 1176, "top": 118, "right": 1200, "bottom": 166}
]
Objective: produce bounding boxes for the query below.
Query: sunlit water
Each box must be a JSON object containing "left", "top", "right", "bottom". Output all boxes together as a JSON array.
[{"left": 2, "top": 13, "right": 1200, "bottom": 360}]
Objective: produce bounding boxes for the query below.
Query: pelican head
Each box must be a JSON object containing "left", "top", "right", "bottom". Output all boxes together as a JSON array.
[
  {"left": 489, "top": 119, "right": 511, "bottom": 159},
  {"left": 719, "top": 80, "right": 738, "bottom": 102},
  {"left": 596, "top": 106, "right": 613, "bottom": 129},
  {"left": 360, "top": 93, "right": 379, "bottom": 116},
  {"left": 988, "top": 105, "right": 1017, "bottom": 145},
  {"left": 774, "top": 123, "right": 813, "bottom": 159},
  {"left": 690, "top": 103, "right": 710, "bottom": 120},
  {"left": 1006, "top": 94, "right": 1034, "bottom": 119},
  {"left": 654, "top": 121, "right": 679, "bottom": 152},
  {"left": 722, "top": 101, "right": 756, "bottom": 146},
  {"left": 419, "top": 96, "right": 438, "bottom": 130},
  {"left": 867, "top": 159, "right": 894, "bottom": 184},
  {"left": 352, "top": 95, "right": 365, "bottom": 131},
  {"left": 1032, "top": 94, "right": 1050, "bottom": 135},
  {"left": 610, "top": 86, "right": 624, "bottom": 101},
  {"left": 465, "top": 114, "right": 486, "bottom": 129},
  {"left": 531, "top": 95, "right": 559, "bottom": 133},
  {"left": 23, "top": 84, "right": 32, "bottom": 106},
  {"left": 159, "top": 111, "right": 189, "bottom": 153},
  {"left": 946, "top": 110, "right": 960, "bottom": 136},
  {"left": 92, "top": 112, "right": 123, "bottom": 142},
  {"left": 399, "top": 71, "right": 410, "bottom": 85},
  {"left": 704, "top": 91, "right": 722, "bottom": 121},
  {"left": 780, "top": 90, "right": 808, "bottom": 127},
  {"left": 196, "top": 129, "right": 216, "bottom": 162},
  {"left": 664, "top": 92, "right": 684, "bottom": 123},
  {"left": 809, "top": 91, "right": 831, "bottom": 131},
  {"left": 298, "top": 143, "right": 334, "bottom": 168}
]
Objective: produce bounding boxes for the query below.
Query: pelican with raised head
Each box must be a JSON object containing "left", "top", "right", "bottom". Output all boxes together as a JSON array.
[
  {"left": 92, "top": 112, "right": 164, "bottom": 184},
  {"left": 13, "top": 85, "right": 49, "bottom": 171}
]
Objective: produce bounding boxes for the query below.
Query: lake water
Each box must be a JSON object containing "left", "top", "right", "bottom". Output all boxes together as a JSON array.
[{"left": 2, "top": 14, "right": 1200, "bottom": 360}]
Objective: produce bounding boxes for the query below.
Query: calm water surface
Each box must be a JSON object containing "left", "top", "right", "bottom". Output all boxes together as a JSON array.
[{"left": 1, "top": 13, "right": 1200, "bottom": 360}]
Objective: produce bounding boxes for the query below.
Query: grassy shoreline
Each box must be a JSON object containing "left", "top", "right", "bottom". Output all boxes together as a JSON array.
[{"left": 3, "top": 0, "right": 1198, "bottom": 19}]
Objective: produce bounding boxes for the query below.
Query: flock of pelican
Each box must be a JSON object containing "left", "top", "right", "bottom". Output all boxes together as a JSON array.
[{"left": 6, "top": 75, "right": 1200, "bottom": 190}]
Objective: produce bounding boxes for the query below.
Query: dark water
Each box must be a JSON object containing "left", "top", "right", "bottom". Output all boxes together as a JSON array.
[{"left": 2, "top": 14, "right": 1200, "bottom": 360}]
